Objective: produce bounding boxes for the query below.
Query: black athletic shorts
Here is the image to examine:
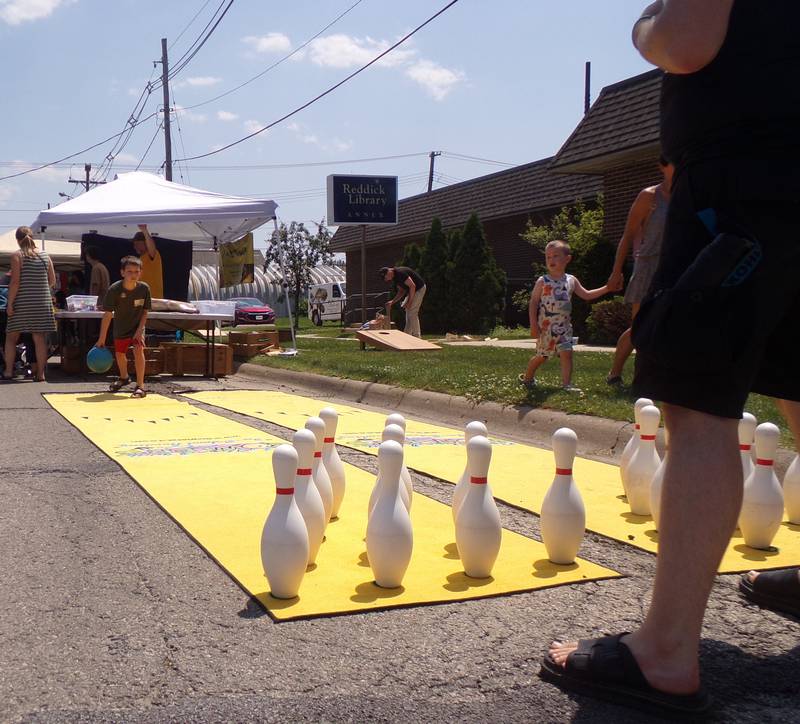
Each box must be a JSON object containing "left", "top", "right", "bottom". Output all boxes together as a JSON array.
[{"left": 632, "top": 160, "right": 800, "bottom": 418}]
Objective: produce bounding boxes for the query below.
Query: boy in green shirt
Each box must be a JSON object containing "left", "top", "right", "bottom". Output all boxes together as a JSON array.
[{"left": 94, "top": 256, "right": 151, "bottom": 398}]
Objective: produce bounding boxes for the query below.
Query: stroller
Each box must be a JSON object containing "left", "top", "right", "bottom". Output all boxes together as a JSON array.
[{"left": 0, "top": 284, "right": 35, "bottom": 379}]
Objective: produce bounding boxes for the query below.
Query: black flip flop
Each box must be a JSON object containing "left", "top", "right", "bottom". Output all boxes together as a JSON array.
[
  {"left": 739, "top": 569, "right": 800, "bottom": 617},
  {"left": 539, "top": 633, "right": 710, "bottom": 716}
]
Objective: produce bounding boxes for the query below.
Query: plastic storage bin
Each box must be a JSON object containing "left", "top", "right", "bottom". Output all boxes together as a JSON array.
[
  {"left": 66, "top": 295, "right": 99, "bottom": 311},
  {"left": 194, "top": 300, "right": 236, "bottom": 317}
]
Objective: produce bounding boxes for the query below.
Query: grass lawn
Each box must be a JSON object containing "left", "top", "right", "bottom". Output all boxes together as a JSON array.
[{"left": 247, "top": 334, "right": 791, "bottom": 444}]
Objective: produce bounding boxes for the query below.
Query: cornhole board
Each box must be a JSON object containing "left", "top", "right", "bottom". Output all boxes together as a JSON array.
[{"left": 357, "top": 329, "right": 442, "bottom": 352}]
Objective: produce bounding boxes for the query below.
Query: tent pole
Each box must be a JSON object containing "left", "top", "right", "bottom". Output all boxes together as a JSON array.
[{"left": 272, "top": 217, "right": 297, "bottom": 353}]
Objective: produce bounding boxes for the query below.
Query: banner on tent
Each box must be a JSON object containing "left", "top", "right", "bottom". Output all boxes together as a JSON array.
[{"left": 219, "top": 233, "right": 254, "bottom": 287}]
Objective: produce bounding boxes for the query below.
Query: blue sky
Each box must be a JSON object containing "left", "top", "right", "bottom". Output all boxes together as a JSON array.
[{"left": 0, "top": 0, "right": 653, "bottom": 245}]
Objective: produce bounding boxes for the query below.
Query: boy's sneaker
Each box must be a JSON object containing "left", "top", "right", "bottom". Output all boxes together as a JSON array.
[
  {"left": 517, "top": 373, "right": 536, "bottom": 389},
  {"left": 606, "top": 375, "right": 623, "bottom": 386},
  {"left": 562, "top": 384, "right": 582, "bottom": 393}
]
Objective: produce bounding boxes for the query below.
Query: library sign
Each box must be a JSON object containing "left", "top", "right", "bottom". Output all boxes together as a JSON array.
[{"left": 326, "top": 174, "right": 398, "bottom": 226}]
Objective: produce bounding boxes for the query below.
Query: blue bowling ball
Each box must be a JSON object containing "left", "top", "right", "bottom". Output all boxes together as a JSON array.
[{"left": 87, "top": 346, "right": 113, "bottom": 374}]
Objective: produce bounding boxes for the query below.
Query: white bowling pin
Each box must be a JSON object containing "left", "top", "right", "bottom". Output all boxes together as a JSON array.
[
  {"left": 739, "top": 413, "right": 757, "bottom": 485},
  {"left": 260, "top": 444, "right": 309, "bottom": 599},
  {"left": 369, "top": 425, "right": 410, "bottom": 515},
  {"left": 620, "top": 397, "right": 653, "bottom": 498},
  {"left": 626, "top": 405, "right": 661, "bottom": 516},
  {"left": 740, "top": 423, "right": 784, "bottom": 550},
  {"left": 650, "top": 428, "right": 669, "bottom": 531},
  {"left": 305, "top": 416, "right": 334, "bottom": 522},
  {"left": 366, "top": 440, "right": 413, "bottom": 588},
  {"left": 541, "top": 428, "right": 586, "bottom": 564},
  {"left": 452, "top": 421, "right": 489, "bottom": 522},
  {"left": 380, "top": 423, "right": 412, "bottom": 510},
  {"left": 455, "top": 435, "right": 502, "bottom": 578},
  {"left": 292, "top": 429, "right": 326, "bottom": 566},
  {"left": 784, "top": 454, "right": 800, "bottom": 524},
  {"left": 385, "top": 413, "right": 406, "bottom": 431},
  {"left": 319, "top": 407, "right": 346, "bottom": 519}
]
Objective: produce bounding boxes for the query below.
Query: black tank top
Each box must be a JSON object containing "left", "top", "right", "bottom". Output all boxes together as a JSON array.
[{"left": 661, "top": 0, "right": 800, "bottom": 170}]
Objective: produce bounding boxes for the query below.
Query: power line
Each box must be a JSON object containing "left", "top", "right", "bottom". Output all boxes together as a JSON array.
[
  {"left": 135, "top": 119, "right": 165, "bottom": 171},
  {"left": 169, "top": 0, "right": 215, "bottom": 50},
  {"left": 169, "top": 0, "right": 235, "bottom": 81},
  {"left": 183, "top": 0, "right": 366, "bottom": 111},
  {"left": 175, "top": 0, "right": 462, "bottom": 162},
  {"left": 441, "top": 151, "right": 516, "bottom": 167},
  {"left": 0, "top": 112, "right": 160, "bottom": 183}
]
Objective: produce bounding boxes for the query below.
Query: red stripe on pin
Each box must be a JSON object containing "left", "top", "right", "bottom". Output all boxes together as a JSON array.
[
  {"left": 296, "top": 468, "right": 312, "bottom": 476},
  {"left": 276, "top": 487, "right": 294, "bottom": 495},
  {"left": 635, "top": 424, "right": 640, "bottom": 430},
  {"left": 470, "top": 476, "right": 487, "bottom": 484},
  {"left": 640, "top": 435, "right": 656, "bottom": 441},
  {"left": 756, "top": 458, "right": 773, "bottom": 466},
  {"left": 739, "top": 444, "right": 751, "bottom": 451},
  {"left": 314, "top": 451, "right": 321, "bottom": 458},
  {"left": 556, "top": 468, "right": 572, "bottom": 476},
  {"left": 324, "top": 437, "right": 334, "bottom": 443}
]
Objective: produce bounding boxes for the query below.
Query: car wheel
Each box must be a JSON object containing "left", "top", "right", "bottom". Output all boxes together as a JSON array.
[{"left": 312, "top": 310, "right": 322, "bottom": 326}]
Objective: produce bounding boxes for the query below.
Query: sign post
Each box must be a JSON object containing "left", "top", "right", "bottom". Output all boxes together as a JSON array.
[{"left": 327, "top": 174, "right": 398, "bottom": 324}]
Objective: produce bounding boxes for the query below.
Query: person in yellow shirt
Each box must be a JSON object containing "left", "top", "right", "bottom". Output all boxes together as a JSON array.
[{"left": 131, "top": 224, "right": 164, "bottom": 299}]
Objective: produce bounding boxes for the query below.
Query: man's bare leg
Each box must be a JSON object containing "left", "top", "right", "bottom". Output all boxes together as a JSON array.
[
  {"left": 133, "top": 344, "right": 146, "bottom": 390},
  {"left": 550, "top": 403, "right": 740, "bottom": 694}
]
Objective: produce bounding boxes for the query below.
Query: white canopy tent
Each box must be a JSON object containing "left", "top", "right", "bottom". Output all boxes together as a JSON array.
[
  {"left": 0, "top": 229, "right": 82, "bottom": 270},
  {"left": 30, "top": 171, "right": 278, "bottom": 250}
]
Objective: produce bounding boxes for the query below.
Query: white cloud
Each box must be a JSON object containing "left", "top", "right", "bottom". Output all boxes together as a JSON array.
[
  {"left": 0, "top": 0, "right": 73, "bottom": 25},
  {"left": 8, "top": 161, "right": 64, "bottom": 183},
  {"left": 243, "top": 32, "right": 291, "bottom": 54},
  {"left": 307, "top": 34, "right": 415, "bottom": 69},
  {"left": 114, "top": 153, "right": 140, "bottom": 165},
  {"left": 405, "top": 60, "right": 465, "bottom": 101},
  {"left": 185, "top": 76, "right": 222, "bottom": 87},
  {"left": 284, "top": 122, "right": 352, "bottom": 153},
  {"left": 217, "top": 110, "right": 238, "bottom": 122},
  {"left": 243, "top": 119, "right": 264, "bottom": 134},
  {"left": 173, "top": 105, "right": 207, "bottom": 123}
]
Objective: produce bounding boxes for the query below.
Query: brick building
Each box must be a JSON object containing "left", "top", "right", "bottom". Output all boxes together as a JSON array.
[{"left": 330, "top": 68, "right": 664, "bottom": 325}]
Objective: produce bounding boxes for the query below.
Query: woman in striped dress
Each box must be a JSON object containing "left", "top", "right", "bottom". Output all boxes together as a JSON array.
[{"left": 2, "top": 226, "right": 56, "bottom": 382}]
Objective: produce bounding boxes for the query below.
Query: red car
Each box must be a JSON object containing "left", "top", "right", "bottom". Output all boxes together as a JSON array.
[{"left": 229, "top": 297, "right": 276, "bottom": 326}]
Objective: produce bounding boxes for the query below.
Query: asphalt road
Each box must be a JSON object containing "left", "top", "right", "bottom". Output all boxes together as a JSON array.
[{"left": 1, "top": 371, "right": 798, "bottom": 723}]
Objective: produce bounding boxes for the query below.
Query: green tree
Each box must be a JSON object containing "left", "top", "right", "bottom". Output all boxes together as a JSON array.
[
  {"left": 447, "top": 213, "right": 507, "bottom": 334},
  {"left": 521, "top": 196, "right": 611, "bottom": 337},
  {"left": 417, "top": 217, "right": 450, "bottom": 334},
  {"left": 263, "top": 220, "right": 333, "bottom": 328}
]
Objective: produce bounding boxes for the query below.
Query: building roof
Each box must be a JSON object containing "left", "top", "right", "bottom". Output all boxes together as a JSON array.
[
  {"left": 330, "top": 157, "right": 601, "bottom": 251},
  {"left": 550, "top": 69, "right": 663, "bottom": 174}
]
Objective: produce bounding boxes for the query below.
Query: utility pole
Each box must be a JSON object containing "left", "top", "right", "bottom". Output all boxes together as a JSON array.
[
  {"left": 68, "top": 163, "right": 106, "bottom": 192},
  {"left": 160, "top": 37, "right": 173, "bottom": 181},
  {"left": 427, "top": 150, "right": 441, "bottom": 192}
]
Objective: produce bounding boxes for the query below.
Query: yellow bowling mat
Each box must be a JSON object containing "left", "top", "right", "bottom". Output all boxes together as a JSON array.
[
  {"left": 45, "top": 393, "right": 620, "bottom": 620},
  {"left": 185, "top": 390, "right": 800, "bottom": 574}
]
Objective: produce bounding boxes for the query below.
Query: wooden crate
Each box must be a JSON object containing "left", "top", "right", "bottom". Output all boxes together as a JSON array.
[
  {"left": 60, "top": 345, "right": 83, "bottom": 374},
  {"left": 114, "top": 347, "right": 164, "bottom": 377},
  {"left": 160, "top": 342, "right": 233, "bottom": 376},
  {"left": 231, "top": 342, "right": 277, "bottom": 359},
  {"left": 228, "top": 330, "right": 279, "bottom": 348}
]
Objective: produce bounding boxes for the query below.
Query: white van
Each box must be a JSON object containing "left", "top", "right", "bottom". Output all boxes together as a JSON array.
[{"left": 308, "top": 281, "right": 346, "bottom": 325}]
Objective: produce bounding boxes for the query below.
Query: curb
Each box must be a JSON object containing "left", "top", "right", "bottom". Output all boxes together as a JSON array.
[
  {"left": 234, "top": 363, "right": 796, "bottom": 476},
  {"left": 235, "top": 363, "right": 638, "bottom": 463}
]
